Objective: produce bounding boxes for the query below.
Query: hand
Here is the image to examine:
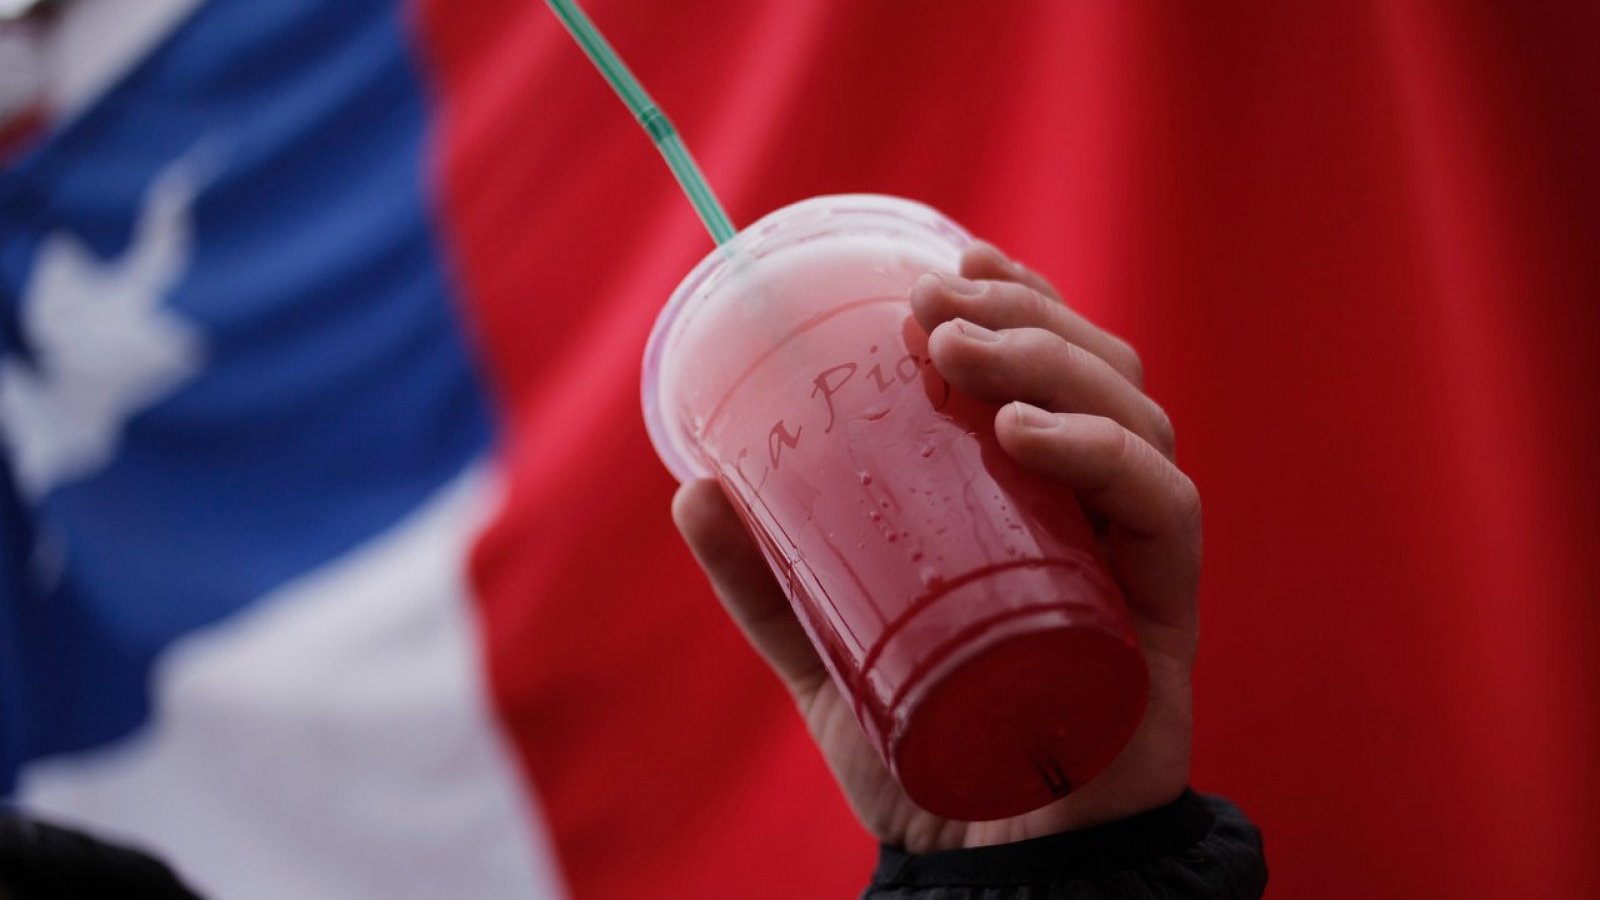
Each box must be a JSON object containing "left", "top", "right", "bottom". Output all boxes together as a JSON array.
[{"left": 672, "top": 242, "right": 1201, "bottom": 853}]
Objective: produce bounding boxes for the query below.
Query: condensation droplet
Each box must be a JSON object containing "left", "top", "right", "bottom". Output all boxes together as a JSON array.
[
  {"left": 859, "top": 472, "right": 873, "bottom": 485},
  {"left": 919, "top": 444, "right": 936, "bottom": 458},
  {"left": 867, "top": 510, "right": 882, "bottom": 523},
  {"left": 864, "top": 405, "right": 891, "bottom": 421}
]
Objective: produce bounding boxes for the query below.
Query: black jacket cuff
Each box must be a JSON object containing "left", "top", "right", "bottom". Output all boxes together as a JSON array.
[{"left": 867, "top": 790, "right": 1266, "bottom": 898}]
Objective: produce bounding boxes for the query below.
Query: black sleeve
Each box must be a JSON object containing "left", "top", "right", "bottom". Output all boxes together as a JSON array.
[
  {"left": 864, "top": 790, "right": 1266, "bottom": 899},
  {"left": 0, "top": 813, "right": 204, "bottom": 900}
]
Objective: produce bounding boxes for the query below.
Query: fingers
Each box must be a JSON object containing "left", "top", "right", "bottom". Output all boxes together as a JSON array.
[
  {"left": 671, "top": 479, "right": 829, "bottom": 696},
  {"left": 993, "top": 406, "right": 1201, "bottom": 637},
  {"left": 961, "top": 240, "right": 1063, "bottom": 302},
  {"left": 909, "top": 244, "right": 1144, "bottom": 388},
  {"left": 926, "top": 319, "right": 1176, "bottom": 459}
]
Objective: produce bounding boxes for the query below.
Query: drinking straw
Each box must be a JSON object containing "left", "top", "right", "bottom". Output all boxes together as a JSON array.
[{"left": 545, "top": 0, "right": 737, "bottom": 245}]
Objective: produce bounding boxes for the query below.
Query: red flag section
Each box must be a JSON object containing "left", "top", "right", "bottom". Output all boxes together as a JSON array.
[{"left": 415, "top": 1, "right": 1600, "bottom": 897}]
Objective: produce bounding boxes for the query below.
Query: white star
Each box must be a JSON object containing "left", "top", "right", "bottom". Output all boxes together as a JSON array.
[{"left": 1, "top": 152, "right": 207, "bottom": 502}]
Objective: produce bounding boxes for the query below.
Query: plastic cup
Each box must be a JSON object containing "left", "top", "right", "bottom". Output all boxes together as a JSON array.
[{"left": 643, "top": 195, "right": 1148, "bottom": 820}]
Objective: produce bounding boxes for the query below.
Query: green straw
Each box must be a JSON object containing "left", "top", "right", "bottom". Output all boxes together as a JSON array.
[{"left": 545, "top": 0, "right": 737, "bottom": 245}]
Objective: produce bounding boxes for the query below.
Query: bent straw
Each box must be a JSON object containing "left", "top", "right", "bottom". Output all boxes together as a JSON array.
[{"left": 545, "top": 0, "right": 737, "bottom": 245}]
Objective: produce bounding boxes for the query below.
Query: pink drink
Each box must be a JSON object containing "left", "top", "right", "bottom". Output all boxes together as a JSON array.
[{"left": 644, "top": 196, "right": 1147, "bottom": 820}]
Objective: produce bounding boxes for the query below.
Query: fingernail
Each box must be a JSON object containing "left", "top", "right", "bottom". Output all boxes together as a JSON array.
[
  {"left": 953, "top": 318, "right": 1001, "bottom": 343},
  {"left": 1012, "top": 401, "right": 1057, "bottom": 429},
  {"left": 934, "top": 271, "right": 986, "bottom": 297}
]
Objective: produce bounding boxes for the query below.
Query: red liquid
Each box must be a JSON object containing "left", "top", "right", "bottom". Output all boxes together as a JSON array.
[{"left": 659, "top": 216, "right": 1147, "bottom": 820}]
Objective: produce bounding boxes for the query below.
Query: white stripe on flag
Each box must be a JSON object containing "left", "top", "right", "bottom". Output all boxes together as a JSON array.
[
  {"left": 42, "top": 0, "right": 206, "bottom": 124},
  {"left": 17, "top": 463, "right": 566, "bottom": 899}
]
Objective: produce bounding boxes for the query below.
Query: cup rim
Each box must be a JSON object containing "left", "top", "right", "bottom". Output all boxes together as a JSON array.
[{"left": 640, "top": 193, "right": 971, "bottom": 482}]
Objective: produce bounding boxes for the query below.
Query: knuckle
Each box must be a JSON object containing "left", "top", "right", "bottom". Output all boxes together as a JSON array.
[
  {"left": 1034, "top": 334, "right": 1093, "bottom": 410},
  {"left": 1002, "top": 327, "right": 1066, "bottom": 374},
  {"left": 1089, "top": 415, "right": 1133, "bottom": 472},
  {"left": 1148, "top": 404, "right": 1177, "bottom": 456},
  {"left": 999, "top": 280, "right": 1056, "bottom": 326},
  {"left": 1173, "top": 472, "right": 1203, "bottom": 529},
  {"left": 1027, "top": 283, "right": 1057, "bottom": 316},
  {"left": 1036, "top": 330, "right": 1090, "bottom": 376},
  {"left": 1018, "top": 325, "right": 1067, "bottom": 357},
  {"left": 1109, "top": 337, "right": 1144, "bottom": 386}
]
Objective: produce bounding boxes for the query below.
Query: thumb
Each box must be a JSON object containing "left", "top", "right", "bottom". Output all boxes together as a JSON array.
[{"left": 672, "top": 479, "right": 830, "bottom": 697}]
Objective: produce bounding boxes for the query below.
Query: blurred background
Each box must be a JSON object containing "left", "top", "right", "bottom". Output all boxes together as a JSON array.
[{"left": 3, "top": 1, "right": 1597, "bottom": 898}]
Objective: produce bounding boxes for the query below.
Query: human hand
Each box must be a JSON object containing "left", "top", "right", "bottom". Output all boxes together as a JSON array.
[{"left": 672, "top": 242, "right": 1200, "bottom": 853}]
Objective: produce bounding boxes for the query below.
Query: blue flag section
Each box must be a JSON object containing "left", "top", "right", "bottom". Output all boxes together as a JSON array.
[{"left": 0, "top": 0, "right": 493, "bottom": 789}]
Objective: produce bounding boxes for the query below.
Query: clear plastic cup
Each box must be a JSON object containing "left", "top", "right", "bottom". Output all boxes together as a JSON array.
[{"left": 643, "top": 195, "right": 1148, "bottom": 820}]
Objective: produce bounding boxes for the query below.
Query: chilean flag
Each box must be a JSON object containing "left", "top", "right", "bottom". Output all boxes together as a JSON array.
[
  {"left": 1, "top": 0, "right": 867, "bottom": 896},
  {"left": 4, "top": 2, "right": 1599, "bottom": 899}
]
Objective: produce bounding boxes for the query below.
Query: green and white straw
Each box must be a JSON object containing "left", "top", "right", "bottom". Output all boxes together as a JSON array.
[{"left": 544, "top": 0, "right": 737, "bottom": 245}]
